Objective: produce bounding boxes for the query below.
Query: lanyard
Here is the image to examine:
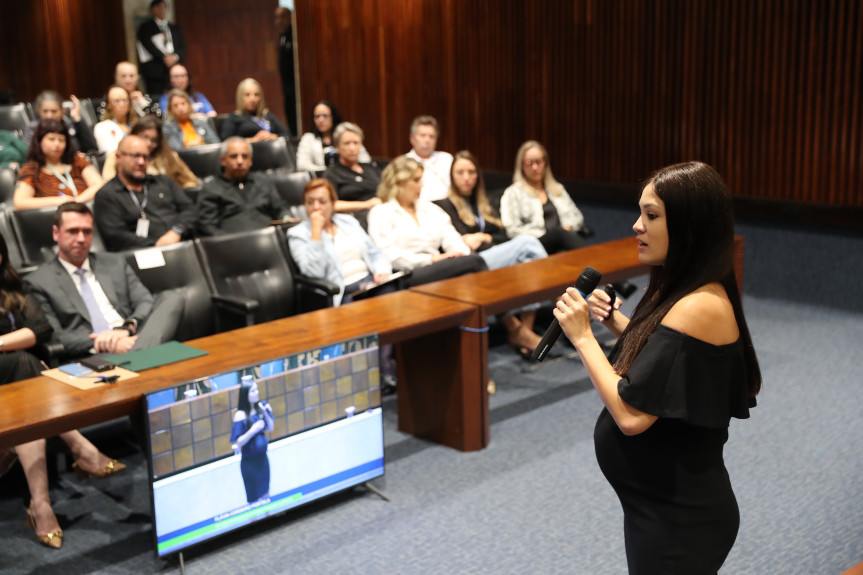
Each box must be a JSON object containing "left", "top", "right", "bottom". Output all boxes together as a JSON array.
[
  {"left": 127, "top": 184, "right": 149, "bottom": 218},
  {"left": 47, "top": 163, "right": 78, "bottom": 197}
]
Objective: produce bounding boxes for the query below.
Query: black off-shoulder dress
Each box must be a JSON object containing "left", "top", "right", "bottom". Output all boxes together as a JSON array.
[{"left": 594, "top": 324, "right": 755, "bottom": 575}]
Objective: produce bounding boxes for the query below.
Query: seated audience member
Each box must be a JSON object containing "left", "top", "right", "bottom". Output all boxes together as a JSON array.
[
  {"left": 25, "top": 202, "right": 182, "bottom": 359},
  {"left": 437, "top": 150, "right": 547, "bottom": 358},
  {"left": 367, "top": 155, "right": 487, "bottom": 287},
  {"left": 162, "top": 90, "right": 219, "bottom": 149},
  {"left": 158, "top": 64, "right": 216, "bottom": 117},
  {"left": 102, "top": 116, "right": 199, "bottom": 189},
  {"left": 287, "top": 178, "right": 396, "bottom": 389},
  {"left": 288, "top": 178, "right": 392, "bottom": 305},
  {"left": 295, "top": 100, "right": 370, "bottom": 172},
  {"left": 14, "top": 119, "right": 103, "bottom": 210},
  {"left": 323, "top": 122, "right": 381, "bottom": 228},
  {"left": 197, "top": 137, "right": 290, "bottom": 235},
  {"left": 22, "top": 91, "right": 97, "bottom": 154},
  {"left": 500, "top": 140, "right": 588, "bottom": 254},
  {"left": 101, "top": 61, "right": 161, "bottom": 119},
  {"left": 405, "top": 115, "right": 452, "bottom": 202},
  {"left": 1, "top": 230, "right": 126, "bottom": 550},
  {"left": 0, "top": 130, "right": 27, "bottom": 169},
  {"left": 93, "top": 86, "right": 137, "bottom": 153},
  {"left": 218, "top": 78, "right": 290, "bottom": 142},
  {"left": 94, "top": 135, "right": 196, "bottom": 250}
]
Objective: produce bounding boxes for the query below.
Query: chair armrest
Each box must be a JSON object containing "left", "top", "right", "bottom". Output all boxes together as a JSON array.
[
  {"left": 33, "top": 341, "right": 66, "bottom": 368},
  {"left": 211, "top": 294, "right": 260, "bottom": 331},
  {"left": 211, "top": 294, "right": 260, "bottom": 312},
  {"left": 296, "top": 276, "right": 340, "bottom": 296},
  {"left": 294, "top": 275, "right": 339, "bottom": 313}
]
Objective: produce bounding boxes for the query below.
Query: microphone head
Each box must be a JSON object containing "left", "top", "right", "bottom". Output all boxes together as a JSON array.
[{"left": 575, "top": 266, "right": 602, "bottom": 294}]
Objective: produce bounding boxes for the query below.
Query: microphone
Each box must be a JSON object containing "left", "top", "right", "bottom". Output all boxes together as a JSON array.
[{"left": 530, "top": 266, "right": 602, "bottom": 362}]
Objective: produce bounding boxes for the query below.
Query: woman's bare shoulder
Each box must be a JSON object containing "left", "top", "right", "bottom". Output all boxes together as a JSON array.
[{"left": 662, "top": 283, "right": 739, "bottom": 345}]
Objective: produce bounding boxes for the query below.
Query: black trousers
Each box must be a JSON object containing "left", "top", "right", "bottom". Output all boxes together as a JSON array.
[{"left": 405, "top": 254, "right": 488, "bottom": 288}]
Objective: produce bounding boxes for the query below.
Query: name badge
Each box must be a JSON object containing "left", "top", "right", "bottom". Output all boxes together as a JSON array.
[{"left": 136, "top": 218, "right": 150, "bottom": 238}]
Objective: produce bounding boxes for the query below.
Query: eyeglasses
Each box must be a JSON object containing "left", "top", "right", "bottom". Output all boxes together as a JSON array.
[
  {"left": 110, "top": 98, "right": 130, "bottom": 104},
  {"left": 119, "top": 152, "right": 151, "bottom": 161},
  {"left": 313, "top": 114, "right": 332, "bottom": 119},
  {"left": 524, "top": 158, "right": 546, "bottom": 168}
]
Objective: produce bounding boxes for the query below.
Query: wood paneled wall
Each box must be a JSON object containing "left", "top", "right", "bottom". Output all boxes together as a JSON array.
[
  {"left": 1, "top": 0, "right": 859, "bottom": 208},
  {"left": 0, "top": 0, "right": 126, "bottom": 101},
  {"left": 294, "top": 0, "right": 862, "bottom": 206},
  {"left": 174, "top": 0, "right": 282, "bottom": 119}
]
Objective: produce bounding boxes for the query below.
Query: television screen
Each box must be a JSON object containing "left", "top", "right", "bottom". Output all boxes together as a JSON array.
[{"left": 143, "top": 334, "right": 385, "bottom": 557}]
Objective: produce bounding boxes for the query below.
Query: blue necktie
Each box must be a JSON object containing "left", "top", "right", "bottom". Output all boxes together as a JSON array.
[{"left": 75, "top": 268, "right": 111, "bottom": 334}]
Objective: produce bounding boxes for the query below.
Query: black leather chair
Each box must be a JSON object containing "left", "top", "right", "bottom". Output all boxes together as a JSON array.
[
  {"left": 10, "top": 206, "right": 106, "bottom": 268},
  {"left": 0, "top": 103, "right": 31, "bottom": 135},
  {"left": 177, "top": 143, "right": 223, "bottom": 179},
  {"left": 195, "top": 226, "right": 338, "bottom": 332},
  {"left": 0, "top": 208, "right": 28, "bottom": 273},
  {"left": 250, "top": 137, "right": 295, "bottom": 174},
  {"left": 271, "top": 170, "right": 311, "bottom": 208},
  {"left": 0, "top": 167, "right": 17, "bottom": 207},
  {"left": 122, "top": 241, "right": 216, "bottom": 341}
]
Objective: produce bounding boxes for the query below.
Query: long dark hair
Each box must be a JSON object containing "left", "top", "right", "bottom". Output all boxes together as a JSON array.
[
  {"left": 311, "top": 100, "right": 342, "bottom": 139},
  {"left": 27, "top": 119, "right": 74, "bottom": 166},
  {"left": 0, "top": 233, "right": 26, "bottom": 313},
  {"left": 237, "top": 377, "right": 263, "bottom": 419},
  {"left": 447, "top": 150, "right": 503, "bottom": 228},
  {"left": 615, "top": 162, "right": 761, "bottom": 397}
]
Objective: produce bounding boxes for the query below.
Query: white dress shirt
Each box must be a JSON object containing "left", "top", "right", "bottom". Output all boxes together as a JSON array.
[
  {"left": 367, "top": 199, "right": 470, "bottom": 271},
  {"left": 406, "top": 149, "right": 454, "bottom": 203},
  {"left": 58, "top": 257, "right": 125, "bottom": 329}
]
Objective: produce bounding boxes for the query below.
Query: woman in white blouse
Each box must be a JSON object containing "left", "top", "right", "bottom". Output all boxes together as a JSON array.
[
  {"left": 93, "top": 86, "right": 136, "bottom": 153},
  {"left": 295, "top": 100, "right": 371, "bottom": 173},
  {"left": 500, "top": 140, "right": 589, "bottom": 254},
  {"left": 367, "top": 155, "right": 487, "bottom": 287}
]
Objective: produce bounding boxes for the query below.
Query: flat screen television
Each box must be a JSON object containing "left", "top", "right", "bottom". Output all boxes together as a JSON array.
[{"left": 142, "top": 334, "right": 385, "bottom": 557}]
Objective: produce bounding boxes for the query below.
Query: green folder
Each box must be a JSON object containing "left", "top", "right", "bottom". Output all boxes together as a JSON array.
[{"left": 103, "top": 341, "right": 208, "bottom": 372}]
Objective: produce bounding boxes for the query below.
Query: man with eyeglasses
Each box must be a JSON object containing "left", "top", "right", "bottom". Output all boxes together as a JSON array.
[{"left": 93, "top": 135, "right": 197, "bottom": 251}]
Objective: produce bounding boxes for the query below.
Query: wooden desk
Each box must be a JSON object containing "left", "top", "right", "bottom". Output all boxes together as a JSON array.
[
  {"left": 0, "top": 237, "right": 745, "bottom": 454},
  {"left": 0, "top": 291, "right": 485, "bottom": 452}
]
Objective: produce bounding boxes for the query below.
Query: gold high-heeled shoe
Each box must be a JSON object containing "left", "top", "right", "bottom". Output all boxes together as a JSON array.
[
  {"left": 73, "top": 458, "right": 127, "bottom": 480},
  {"left": 26, "top": 506, "right": 63, "bottom": 549}
]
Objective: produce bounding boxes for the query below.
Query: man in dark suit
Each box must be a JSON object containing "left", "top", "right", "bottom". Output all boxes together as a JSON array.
[
  {"left": 24, "top": 203, "right": 181, "bottom": 359},
  {"left": 275, "top": 6, "right": 297, "bottom": 135},
  {"left": 136, "top": 0, "right": 186, "bottom": 96}
]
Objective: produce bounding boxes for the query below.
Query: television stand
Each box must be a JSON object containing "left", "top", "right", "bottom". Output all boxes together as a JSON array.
[{"left": 363, "top": 481, "right": 390, "bottom": 502}]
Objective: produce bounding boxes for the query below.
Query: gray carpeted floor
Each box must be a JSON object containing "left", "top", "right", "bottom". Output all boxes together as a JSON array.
[{"left": 2, "top": 284, "right": 862, "bottom": 575}]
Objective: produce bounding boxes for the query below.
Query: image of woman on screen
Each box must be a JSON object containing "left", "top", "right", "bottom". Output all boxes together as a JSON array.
[{"left": 230, "top": 375, "right": 274, "bottom": 503}]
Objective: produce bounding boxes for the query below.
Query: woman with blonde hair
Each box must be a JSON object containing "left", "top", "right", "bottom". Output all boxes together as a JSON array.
[
  {"left": 368, "top": 155, "right": 487, "bottom": 287},
  {"left": 218, "top": 78, "right": 290, "bottom": 142},
  {"left": 162, "top": 90, "right": 219, "bottom": 149},
  {"left": 500, "top": 140, "right": 589, "bottom": 254},
  {"left": 437, "top": 150, "right": 548, "bottom": 358}
]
